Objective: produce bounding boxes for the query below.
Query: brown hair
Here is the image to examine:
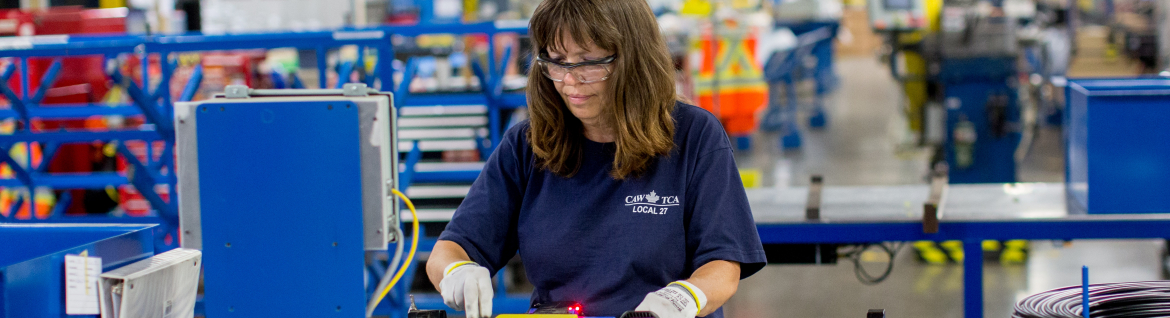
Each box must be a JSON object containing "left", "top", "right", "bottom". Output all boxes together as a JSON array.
[{"left": 526, "top": 0, "right": 677, "bottom": 180}]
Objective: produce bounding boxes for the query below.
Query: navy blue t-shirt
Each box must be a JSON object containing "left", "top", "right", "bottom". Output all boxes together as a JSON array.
[{"left": 438, "top": 102, "right": 766, "bottom": 318}]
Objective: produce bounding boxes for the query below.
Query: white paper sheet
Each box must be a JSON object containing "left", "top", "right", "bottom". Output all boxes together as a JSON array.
[{"left": 65, "top": 253, "right": 102, "bottom": 315}]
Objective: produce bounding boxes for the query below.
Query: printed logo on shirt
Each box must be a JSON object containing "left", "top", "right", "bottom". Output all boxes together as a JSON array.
[{"left": 625, "top": 190, "right": 679, "bottom": 215}]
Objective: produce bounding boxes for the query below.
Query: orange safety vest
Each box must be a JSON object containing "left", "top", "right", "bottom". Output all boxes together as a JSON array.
[{"left": 693, "top": 23, "right": 768, "bottom": 135}]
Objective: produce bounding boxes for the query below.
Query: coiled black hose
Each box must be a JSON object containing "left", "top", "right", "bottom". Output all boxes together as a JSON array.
[
  {"left": 1013, "top": 281, "right": 1170, "bottom": 318},
  {"left": 838, "top": 243, "right": 903, "bottom": 285}
]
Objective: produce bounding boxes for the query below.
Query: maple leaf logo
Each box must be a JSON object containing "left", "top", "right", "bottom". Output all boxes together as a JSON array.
[{"left": 647, "top": 191, "right": 660, "bottom": 203}]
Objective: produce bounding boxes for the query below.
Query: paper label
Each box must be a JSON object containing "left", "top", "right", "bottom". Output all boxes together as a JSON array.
[{"left": 64, "top": 253, "right": 102, "bottom": 315}]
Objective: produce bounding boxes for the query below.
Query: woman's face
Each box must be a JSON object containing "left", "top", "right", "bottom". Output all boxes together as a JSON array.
[{"left": 545, "top": 34, "right": 613, "bottom": 126}]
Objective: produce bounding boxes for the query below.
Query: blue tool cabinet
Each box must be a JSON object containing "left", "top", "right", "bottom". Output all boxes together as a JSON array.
[{"left": 1066, "top": 78, "right": 1170, "bottom": 214}]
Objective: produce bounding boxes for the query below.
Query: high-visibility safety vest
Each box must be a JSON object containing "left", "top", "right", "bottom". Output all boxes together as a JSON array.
[{"left": 692, "top": 23, "right": 768, "bottom": 135}]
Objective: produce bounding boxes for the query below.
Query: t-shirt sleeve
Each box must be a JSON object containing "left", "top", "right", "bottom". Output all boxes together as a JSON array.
[
  {"left": 436, "top": 125, "right": 527, "bottom": 275},
  {"left": 685, "top": 145, "right": 767, "bottom": 279}
]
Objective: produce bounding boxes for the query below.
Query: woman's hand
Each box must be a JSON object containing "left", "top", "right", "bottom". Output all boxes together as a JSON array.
[
  {"left": 427, "top": 240, "right": 494, "bottom": 318},
  {"left": 440, "top": 262, "right": 494, "bottom": 318},
  {"left": 634, "top": 281, "right": 705, "bottom": 318},
  {"left": 635, "top": 260, "right": 741, "bottom": 317}
]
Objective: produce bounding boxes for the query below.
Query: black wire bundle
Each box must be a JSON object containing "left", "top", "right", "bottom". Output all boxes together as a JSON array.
[
  {"left": 838, "top": 243, "right": 904, "bottom": 285},
  {"left": 1013, "top": 281, "right": 1170, "bottom": 318}
]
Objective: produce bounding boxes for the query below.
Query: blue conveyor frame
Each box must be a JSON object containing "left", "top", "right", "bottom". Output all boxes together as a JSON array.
[{"left": 755, "top": 214, "right": 1170, "bottom": 318}]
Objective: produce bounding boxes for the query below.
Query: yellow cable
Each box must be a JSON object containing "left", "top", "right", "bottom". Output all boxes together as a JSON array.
[{"left": 372, "top": 189, "right": 420, "bottom": 309}]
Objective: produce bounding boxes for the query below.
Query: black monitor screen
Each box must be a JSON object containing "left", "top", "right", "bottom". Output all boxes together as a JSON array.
[{"left": 883, "top": 0, "right": 913, "bottom": 10}]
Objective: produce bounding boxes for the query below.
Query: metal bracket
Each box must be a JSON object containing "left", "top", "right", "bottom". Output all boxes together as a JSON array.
[
  {"left": 923, "top": 164, "right": 949, "bottom": 234},
  {"left": 224, "top": 85, "right": 250, "bottom": 99},
  {"left": 806, "top": 175, "right": 823, "bottom": 220},
  {"left": 343, "top": 83, "right": 370, "bottom": 96}
]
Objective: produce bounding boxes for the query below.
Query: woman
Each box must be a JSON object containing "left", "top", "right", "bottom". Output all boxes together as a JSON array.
[{"left": 426, "top": 1, "right": 766, "bottom": 317}]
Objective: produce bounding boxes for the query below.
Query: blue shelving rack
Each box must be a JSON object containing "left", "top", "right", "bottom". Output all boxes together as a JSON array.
[{"left": 0, "top": 22, "right": 533, "bottom": 318}]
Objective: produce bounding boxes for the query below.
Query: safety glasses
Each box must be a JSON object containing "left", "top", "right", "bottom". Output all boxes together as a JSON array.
[{"left": 535, "top": 55, "right": 615, "bottom": 84}]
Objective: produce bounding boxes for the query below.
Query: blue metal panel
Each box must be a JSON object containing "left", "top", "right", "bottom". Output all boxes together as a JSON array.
[
  {"left": 0, "top": 172, "right": 128, "bottom": 189},
  {"left": 0, "top": 224, "right": 155, "bottom": 318},
  {"left": 411, "top": 170, "right": 482, "bottom": 183},
  {"left": 1066, "top": 78, "right": 1170, "bottom": 213},
  {"left": 963, "top": 240, "right": 983, "bottom": 318},
  {"left": 1067, "top": 83, "right": 1087, "bottom": 211},
  {"left": 148, "top": 30, "right": 389, "bottom": 52},
  {"left": 196, "top": 101, "right": 367, "bottom": 317},
  {"left": 0, "top": 131, "right": 163, "bottom": 144},
  {"left": 499, "top": 93, "right": 527, "bottom": 108},
  {"left": 0, "top": 216, "right": 164, "bottom": 224},
  {"left": 0, "top": 104, "right": 142, "bottom": 119},
  {"left": 0, "top": 38, "right": 142, "bottom": 58},
  {"left": 754, "top": 216, "right": 1170, "bottom": 243},
  {"left": 941, "top": 57, "right": 1020, "bottom": 183}
]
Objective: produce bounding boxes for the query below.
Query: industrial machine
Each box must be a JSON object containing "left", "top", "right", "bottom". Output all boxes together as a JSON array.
[
  {"left": 931, "top": 4, "right": 1023, "bottom": 183},
  {"left": 175, "top": 84, "right": 411, "bottom": 317},
  {"left": 875, "top": 0, "right": 1026, "bottom": 183}
]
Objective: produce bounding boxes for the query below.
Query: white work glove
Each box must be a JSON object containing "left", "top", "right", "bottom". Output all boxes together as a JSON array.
[
  {"left": 635, "top": 281, "right": 708, "bottom": 318},
  {"left": 439, "top": 261, "right": 494, "bottom": 318}
]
